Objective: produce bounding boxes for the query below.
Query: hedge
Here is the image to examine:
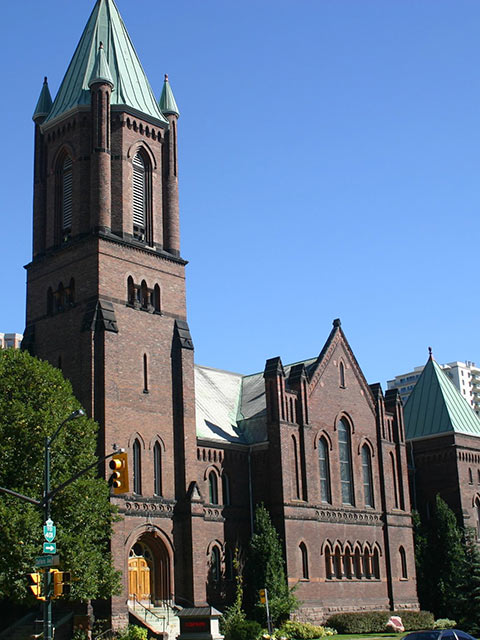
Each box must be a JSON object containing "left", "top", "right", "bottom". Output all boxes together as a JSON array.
[{"left": 325, "top": 610, "right": 434, "bottom": 634}]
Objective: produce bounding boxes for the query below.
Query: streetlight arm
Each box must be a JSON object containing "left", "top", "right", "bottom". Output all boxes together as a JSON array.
[
  {"left": 0, "top": 486, "right": 42, "bottom": 506},
  {"left": 48, "top": 409, "right": 85, "bottom": 446},
  {"left": 45, "top": 448, "right": 125, "bottom": 505}
]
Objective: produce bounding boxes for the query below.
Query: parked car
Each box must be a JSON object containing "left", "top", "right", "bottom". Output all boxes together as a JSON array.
[{"left": 403, "top": 631, "right": 476, "bottom": 640}]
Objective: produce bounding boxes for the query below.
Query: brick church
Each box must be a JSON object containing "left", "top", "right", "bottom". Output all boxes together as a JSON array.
[{"left": 23, "top": 0, "right": 419, "bottom": 630}]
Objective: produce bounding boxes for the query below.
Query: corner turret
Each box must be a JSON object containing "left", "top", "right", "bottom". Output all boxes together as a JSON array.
[
  {"left": 33, "top": 77, "right": 53, "bottom": 122},
  {"left": 161, "top": 74, "right": 181, "bottom": 255}
]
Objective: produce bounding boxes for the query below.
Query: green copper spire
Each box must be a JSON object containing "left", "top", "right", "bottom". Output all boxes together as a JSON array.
[
  {"left": 89, "top": 42, "right": 114, "bottom": 87},
  {"left": 159, "top": 74, "right": 180, "bottom": 117},
  {"left": 404, "top": 352, "right": 480, "bottom": 439},
  {"left": 33, "top": 77, "right": 53, "bottom": 121},
  {"left": 45, "top": 0, "right": 167, "bottom": 126}
]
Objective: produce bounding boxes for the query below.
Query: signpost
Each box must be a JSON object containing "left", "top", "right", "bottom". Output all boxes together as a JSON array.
[
  {"left": 35, "top": 555, "right": 60, "bottom": 568},
  {"left": 43, "top": 543, "right": 57, "bottom": 555},
  {"left": 43, "top": 519, "right": 56, "bottom": 543}
]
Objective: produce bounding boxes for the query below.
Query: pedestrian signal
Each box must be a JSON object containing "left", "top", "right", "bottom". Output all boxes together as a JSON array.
[
  {"left": 28, "top": 572, "right": 45, "bottom": 600},
  {"left": 109, "top": 452, "right": 129, "bottom": 494},
  {"left": 52, "top": 570, "right": 71, "bottom": 598}
]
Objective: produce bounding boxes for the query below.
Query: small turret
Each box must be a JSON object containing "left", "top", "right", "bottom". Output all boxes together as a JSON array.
[
  {"left": 161, "top": 74, "right": 181, "bottom": 255},
  {"left": 88, "top": 42, "right": 114, "bottom": 88},
  {"left": 159, "top": 73, "right": 180, "bottom": 117},
  {"left": 33, "top": 77, "right": 53, "bottom": 122}
]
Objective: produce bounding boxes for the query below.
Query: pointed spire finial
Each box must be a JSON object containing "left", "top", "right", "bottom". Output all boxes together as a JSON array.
[
  {"left": 89, "top": 41, "right": 114, "bottom": 88},
  {"left": 428, "top": 346, "right": 433, "bottom": 358},
  {"left": 159, "top": 73, "right": 180, "bottom": 117},
  {"left": 33, "top": 76, "right": 53, "bottom": 121}
]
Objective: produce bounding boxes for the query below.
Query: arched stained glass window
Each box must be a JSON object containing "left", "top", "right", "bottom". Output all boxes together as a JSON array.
[
  {"left": 211, "top": 546, "right": 220, "bottom": 582},
  {"left": 319, "top": 437, "right": 331, "bottom": 504},
  {"left": 362, "top": 445, "right": 374, "bottom": 508},
  {"left": 338, "top": 419, "right": 354, "bottom": 505}
]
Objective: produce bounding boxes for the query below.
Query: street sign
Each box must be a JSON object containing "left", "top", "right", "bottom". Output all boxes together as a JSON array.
[
  {"left": 35, "top": 554, "right": 60, "bottom": 568},
  {"left": 43, "top": 542, "right": 57, "bottom": 554},
  {"left": 43, "top": 519, "right": 56, "bottom": 543}
]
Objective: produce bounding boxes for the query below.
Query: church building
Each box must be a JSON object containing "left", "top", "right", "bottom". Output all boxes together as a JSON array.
[{"left": 23, "top": 0, "right": 419, "bottom": 631}]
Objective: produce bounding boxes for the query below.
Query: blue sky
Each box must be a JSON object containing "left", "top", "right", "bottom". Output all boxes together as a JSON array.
[{"left": 1, "top": 0, "right": 479, "bottom": 388}]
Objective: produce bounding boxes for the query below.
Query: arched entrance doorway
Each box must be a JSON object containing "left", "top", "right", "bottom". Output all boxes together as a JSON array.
[{"left": 128, "top": 533, "right": 172, "bottom": 605}]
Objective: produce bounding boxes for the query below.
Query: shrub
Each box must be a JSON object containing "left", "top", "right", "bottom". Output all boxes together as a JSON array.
[
  {"left": 433, "top": 619, "right": 457, "bottom": 630},
  {"left": 115, "top": 625, "right": 148, "bottom": 640},
  {"left": 325, "top": 610, "right": 434, "bottom": 634},
  {"left": 396, "top": 610, "right": 435, "bottom": 631},
  {"left": 277, "top": 620, "right": 333, "bottom": 639},
  {"left": 226, "top": 619, "right": 262, "bottom": 640}
]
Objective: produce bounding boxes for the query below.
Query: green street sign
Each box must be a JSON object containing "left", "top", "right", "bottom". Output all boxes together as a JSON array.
[
  {"left": 43, "top": 543, "right": 57, "bottom": 554},
  {"left": 35, "top": 554, "right": 60, "bottom": 568}
]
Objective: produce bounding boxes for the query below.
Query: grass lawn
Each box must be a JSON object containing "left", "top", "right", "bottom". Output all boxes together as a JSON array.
[{"left": 334, "top": 634, "right": 405, "bottom": 640}]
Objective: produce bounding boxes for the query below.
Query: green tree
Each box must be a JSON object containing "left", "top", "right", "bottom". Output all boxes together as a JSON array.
[
  {"left": 0, "top": 348, "right": 121, "bottom": 602},
  {"left": 414, "top": 495, "right": 464, "bottom": 618},
  {"left": 458, "top": 528, "right": 480, "bottom": 634},
  {"left": 244, "top": 504, "right": 298, "bottom": 626}
]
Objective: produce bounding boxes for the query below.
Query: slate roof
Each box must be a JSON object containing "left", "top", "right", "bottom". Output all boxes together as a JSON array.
[
  {"left": 45, "top": 0, "right": 168, "bottom": 126},
  {"left": 194, "top": 358, "right": 317, "bottom": 445},
  {"left": 404, "top": 355, "right": 480, "bottom": 440}
]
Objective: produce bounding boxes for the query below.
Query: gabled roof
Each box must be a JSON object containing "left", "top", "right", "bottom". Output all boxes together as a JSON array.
[
  {"left": 45, "top": 0, "right": 168, "bottom": 126},
  {"left": 404, "top": 355, "right": 480, "bottom": 440}
]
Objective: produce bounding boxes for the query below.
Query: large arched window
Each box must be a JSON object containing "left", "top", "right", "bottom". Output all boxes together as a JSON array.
[
  {"left": 209, "top": 471, "right": 218, "bottom": 505},
  {"left": 362, "top": 445, "right": 374, "bottom": 508},
  {"left": 133, "top": 439, "right": 142, "bottom": 495},
  {"left": 61, "top": 155, "right": 73, "bottom": 238},
  {"left": 132, "top": 150, "right": 152, "bottom": 245},
  {"left": 318, "top": 437, "right": 332, "bottom": 503},
  {"left": 338, "top": 419, "right": 354, "bottom": 505},
  {"left": 154, "top": 442, "right": 162, "bottom": 496}
]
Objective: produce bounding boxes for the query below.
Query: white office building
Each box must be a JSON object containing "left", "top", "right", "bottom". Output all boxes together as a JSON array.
[{"left": 388, "top": 360, "right": 480, "bottom": 415}]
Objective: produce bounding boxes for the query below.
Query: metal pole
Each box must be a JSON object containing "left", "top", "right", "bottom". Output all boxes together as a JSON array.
[{"left": 44, "top": 436, "right": 53, "bottom": 640}]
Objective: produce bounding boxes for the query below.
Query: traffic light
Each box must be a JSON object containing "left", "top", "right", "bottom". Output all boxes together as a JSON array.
[
  {"left": 52, "top": 570, "right": 71, "bottom": 598},
  {"left": 28, "top": 572, "right": 45, "bottom": 600},
  {"left": 109, "top": 452, "right": 129, "bottom": 494},
  {"left": 259, "top": 588, "right": 267, "bottom": 604}
]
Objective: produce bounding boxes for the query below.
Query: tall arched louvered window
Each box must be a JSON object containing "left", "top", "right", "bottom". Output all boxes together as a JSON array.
[
  {"left": 338, "top": 419, "right": 354, "bottom": 505},
  {"left": 362, "top": 445, "right": 374, "bottom": 508},
  {"left": 132, "top": 151, "right": 152, "bottom": 244},
  {"left": 318, "top": 437, "right": 332, "bottom": 504},
  {"left": 154, "top": 442, "right": 162, "bottom": 496},
  {"left": 292, "top": 435, "right": 301, "bottom": 499},
  {"left": 62, "top": 156, "right": 73, "bottom": 237},
  {"left": 133, "top": 439, "right": 142, "bottom": 495}
]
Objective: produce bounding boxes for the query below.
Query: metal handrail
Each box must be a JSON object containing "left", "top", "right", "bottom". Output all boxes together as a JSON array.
[{"left": 131, "top": 595, "right": 166, "bottom": 632}]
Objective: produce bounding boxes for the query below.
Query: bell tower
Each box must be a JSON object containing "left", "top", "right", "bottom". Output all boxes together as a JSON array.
[{"left": 24, "top": 0, "right": 199, "bottom": 620}]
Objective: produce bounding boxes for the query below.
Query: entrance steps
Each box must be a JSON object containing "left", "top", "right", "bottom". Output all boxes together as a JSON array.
[{"left": 129, "top": 601, "right": 180, "bottom": 639}]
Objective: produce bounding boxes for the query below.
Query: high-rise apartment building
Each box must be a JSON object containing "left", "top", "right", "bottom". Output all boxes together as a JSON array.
[
  {"left": 0, "top": 333, "right": 23, "bottom": 349},
  {"left": 388, "top": 360, "right": 480, "bottom": 415}
]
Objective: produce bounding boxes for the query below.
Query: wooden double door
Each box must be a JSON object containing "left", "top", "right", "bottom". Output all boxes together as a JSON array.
[{"left": 128, "top": 542, "right": 153, "bottom": 602}]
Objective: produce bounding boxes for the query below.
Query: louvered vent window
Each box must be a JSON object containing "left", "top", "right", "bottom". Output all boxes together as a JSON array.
[
  {"left": 62, "top": 156, "right": 73, "bottom": 234},
  {"left": 133, "top": 152, "right": 146, "bottom": 240}
]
